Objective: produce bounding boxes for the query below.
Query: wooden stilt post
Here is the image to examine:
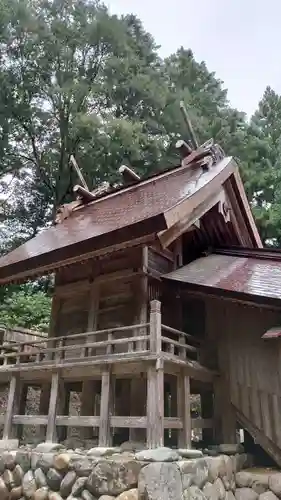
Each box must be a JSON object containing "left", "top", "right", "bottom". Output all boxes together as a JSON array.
[
  {"left": 177, "top": 370, "right": 191, "bottom": 448},
  {"left": 39, "top": 383, "right": 51, "bottom": 441},
  {"left": 3, "top": 375, "right": 20, "bottom": 441},
  {"left": 17, "top": 383, "right": 28, "bottom": 441},
  {"left": 99, "top": 368, "right": 111, "bottom": 446},
  {"left": 81, "top": 380, "right": 98, "bottom": 440},
  {"left": 46, "top": 372, "right": 60, "bottom": 442},
  {"left": 147, "top": 300, "right": 164, "bottom": 448}
]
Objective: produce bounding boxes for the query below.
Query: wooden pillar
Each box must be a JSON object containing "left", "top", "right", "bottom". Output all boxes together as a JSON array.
[
  {"left": 201, "top": 390, "right": 214, "bottom": 445},
  {"left": 129, "top": 377, "right": 146, "bottom": 442},
  {"left": 213, "top": 375, "right": 236, "bottom": 444},
  {"left": 177, "top": 370, "right": 191, "bottom": 448},
  {"left": 99, "top": 368, "right": 112, "bottom": 447},
  {"left": 39, "top": 383, "right": 51, "bottom": 440},
  {"left": 17, "top": 383, "right": 28, "bottom": 441},
  {"left": 146, "top": 360, "right": 164, "bottom": 448},
  {"left": 81, "top": 380, "right": 99, "bottom": 440},
  {"left": 46, "top": 373, "right": 60, "bottom": 442},
  {"left": 149, "top": 300, "right": 161, "bottom": 354},
  {"left": 3, "top": 375, "right": 20, "bottom": 441}
]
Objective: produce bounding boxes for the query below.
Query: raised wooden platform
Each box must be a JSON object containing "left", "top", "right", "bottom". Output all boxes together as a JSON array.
[{"left": 0, "top": 301, "right": 215, "bottom": 448}]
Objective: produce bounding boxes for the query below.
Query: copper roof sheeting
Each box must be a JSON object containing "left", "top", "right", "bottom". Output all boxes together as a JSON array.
[
  {"left": 163, "top": 251, "right": 281, "bottom": 303},
  {"left": 0, "top": 157, "right": 235, "bottom": 284},
  {"left": 262, "top": 327, "right": 281, "bottom": 339}
]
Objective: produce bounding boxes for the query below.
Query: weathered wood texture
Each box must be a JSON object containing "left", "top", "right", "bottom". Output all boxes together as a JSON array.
[{"left": 205, "top": 295, "right": 281, "bottom": 464}]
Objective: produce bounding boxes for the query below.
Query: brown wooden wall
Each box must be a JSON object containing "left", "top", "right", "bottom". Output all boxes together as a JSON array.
[
  {"left": 49, "top": 245, "right": 174, "bottom": 345},
  {"left": 204, "top": 295, "right": 281, "bottom": 449}
]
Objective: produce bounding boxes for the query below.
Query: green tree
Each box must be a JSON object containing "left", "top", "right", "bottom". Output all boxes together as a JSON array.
[
  {"left": 241, "top": 87, "right": 281, "bottom": 245},
  {"left": 0, "top": 285, "right": 52, "bottom": 332},
  {"left": 0, "top": 0, "right": 169, "bottom": 245}
]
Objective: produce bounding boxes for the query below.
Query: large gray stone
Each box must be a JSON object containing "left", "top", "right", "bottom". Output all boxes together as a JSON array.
[
  {"left": 71, "top": 457, "right": 97, "bottom": 477},
  {"left": 269, "top": 474, "right": 281, "bottom": 498},
  {"left": 35, "top": 442, "right": 65, "bottom": 453},
  {"left": 35, "top": 467, "right": 47, "bottom": 488},
  {"left": 87, "top": 447, "right": 119, "bottom": 457},
  {"left": 71, "top": 477, "right": 87, "bottom": 496},
  {"left": 235, "top": 488, "right": 258, "bottom": 500},
  {"left": 3, "top": 450, "right": 17, "bottom": 470},
  {"left": 260, "top": 492, "right": 280, "bottom": 500},
  {"left": 49, "top": 493, "right": 64, "bottom": 500},
  {"left": 0, "top": 477, "right": 10, "bottom": 500},
  {"left": 178, "top": 458, "right": 209, "bottom": 489},
  {"left": 203, "top": 482, "right": 220, "bottom": 500},
  {"left": 13, "top": 464, "right": 24, "bottom": 486},
  {"left": 115, "top": 489, "right": 139, "bottom": 500},
  {"left": 47, "top": 468, "right": 63, "bottom": 491},
  {"left": 213, "top": 478, "right": 226, "bottom": 500},
  {"left": 37, "top": 452, "right": 55, "bottom": 472},
  {"left": 98, "top": 496, "right": 116, "bottom": 500},
  {"left": 138, "top": 462, "right": 183, "bottom": 500},
  {"left": 226, "top": 491, "right": 236, "bottom": 500},
  {"left": 22, "top": 470, "right": 37, "bottom": 499},
  {"left": 87, "top": 459, "right": 142, "bottom": 496},
  {"left": 3, "top": 468, "right": 15, "bottom": 488},
  {"left": 33, "top": 487, "right": 49, "bottom": 500},
  {"left": 206, "top": 457, "right": 226, "bottom": 482},
  {"left": 10, "top": 485, "right": 23, "bottom": 500},
  {"left": 81, "top": 490, "right": 97, "bottom": 500},
  {"left": 184, "top": 485, "right": 207, "bottom": 500},
  {"left": 235, "top": 473, "right": 253, "bottom": 489},
  {"left": 16, "top": 450, "right": 31, "bottom": 472},
  {"left": 136, "top": 447, "right": 179, "bottom": 462},
  {"left": 60, "top": 470, "right": 77, "bottom": 497}
]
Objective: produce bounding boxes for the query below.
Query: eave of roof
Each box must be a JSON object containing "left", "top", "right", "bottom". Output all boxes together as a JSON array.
[
  {"left": 0, "top": 156, "right": 261, "bottom": 285},
  {"left": 163, "top": 248, "right": 281, "bottom": 305}
]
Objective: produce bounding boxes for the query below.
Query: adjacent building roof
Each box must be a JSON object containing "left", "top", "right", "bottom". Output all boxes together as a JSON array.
[
  {"left": 0, "top": 155, "right": 261, "bottom": 285},
  {"left": 163, "top": 247, "right": 281, "bottom": 305}
]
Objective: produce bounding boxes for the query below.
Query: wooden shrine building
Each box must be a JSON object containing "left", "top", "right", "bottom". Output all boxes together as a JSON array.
[{"left": 1, "top": 140, "right": 281, "bottom": 464}]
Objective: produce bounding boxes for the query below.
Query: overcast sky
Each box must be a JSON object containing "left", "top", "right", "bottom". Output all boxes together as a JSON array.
[{"left": 107, "top": 0, "right": 281, "bottom": 117}]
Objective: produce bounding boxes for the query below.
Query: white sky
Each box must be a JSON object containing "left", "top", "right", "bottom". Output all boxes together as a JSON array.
[{"left": 107, "top": 0, "right": 281, "bottom": 117}]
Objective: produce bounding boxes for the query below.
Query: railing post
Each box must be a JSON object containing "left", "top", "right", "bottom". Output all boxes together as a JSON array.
[{"left": 149, "top": 300, "right": 162, "bottom": 354}]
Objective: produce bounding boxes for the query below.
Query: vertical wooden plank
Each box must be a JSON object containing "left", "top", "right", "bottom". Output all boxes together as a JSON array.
[
  {"left": 99, "top": 368, "right": 111, "bottom": 447},
  {"left": 201, "top": 391, "right": 214, "bottom": 444},
  {"left": 146, "top": 361, "right": 164, "bottom": 448},
  {"left": 146, "top": 366, "right": 156, "bottom": 448},
  {"left": 149, "top": 300, "right": 161, "bottom": 354},
  {"left": 3, "top": 375, "right": 20, "bottom": 440},
  {"left": 177, "top": 370, "right": 191, "bottom": 448},
  {"left": 46, "top": 372, "right": 60, "bottom": 442},
  {"left": 81, "top": 380, "right": 98, "bottom": 440},
  {"left": 87, "top": 281, "right": 100, "bottom": 356},
  {"left": 17, "top": 383, "right": 28, "bottom": 441}
]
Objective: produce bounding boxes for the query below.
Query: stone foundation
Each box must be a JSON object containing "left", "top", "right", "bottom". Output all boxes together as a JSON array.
[{"left": 0, "top": 442, "right": 277, "bottom": 500}]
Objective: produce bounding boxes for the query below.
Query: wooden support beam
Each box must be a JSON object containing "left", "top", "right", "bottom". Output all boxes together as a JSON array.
[
  {"left": 129, "top": 378, "right": 146, "bottom": 442},
  {"left": 70, "top": 155, "right": 89, "bottom": 190},
  {"left": 3, "top": 376, "right": 20, "bottom": 440},
  {"left": 149, "top": 300, "right": 161, "bottom": 354},
  {"left": 81, "top": 380, "right": 99, "bottom": 440},
  {"left": 147, "top": 361, "right": 164, "bottom": 448},
  {"left": 177, "top": 370, "right": 191, "bottom": 448},
  {"left": 119, "top": 165, "right": 140, "bottom": 184},
  {"left": 17, "top": 383, "right": 28, "bottom": 441},
  {"left": 46, "top": 372, "right": 60, "bottom": 442},
  {"left": 73, "top": 184, "right": 96, "bottom": 203},
  {"left": 99, "top": 368, "right": 112, "bottom": 447}
]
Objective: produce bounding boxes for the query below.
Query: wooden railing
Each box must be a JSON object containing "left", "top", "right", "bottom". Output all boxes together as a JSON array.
[{"left": 0, "top": 301, "right": 199, "bottom": 370}]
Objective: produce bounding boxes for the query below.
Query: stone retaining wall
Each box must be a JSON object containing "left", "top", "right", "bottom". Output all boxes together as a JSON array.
[{"left": 0, "top": 442, "right": 277, "bottom": 500}]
